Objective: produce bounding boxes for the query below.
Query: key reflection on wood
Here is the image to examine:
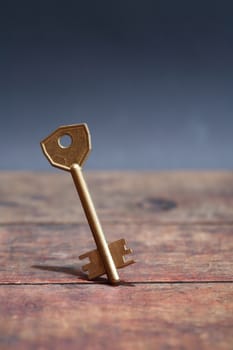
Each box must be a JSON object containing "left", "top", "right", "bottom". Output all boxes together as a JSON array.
[{"left": 31, "top": 265, "right": 135, "bottom": 286}]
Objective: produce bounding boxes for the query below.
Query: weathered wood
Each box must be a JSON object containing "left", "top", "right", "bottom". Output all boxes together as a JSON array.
[
  {"left": 0, "top": 284, "right": 232, "bottom": 350},
  {"left": 0, "top": 171, "right": 232, "bottom": 350},
  {"left": 0, "top": 223, "right": 232, "bottom": 283},
  {"left": 1, "top": 172, "right": 233, "bottom": 224}
]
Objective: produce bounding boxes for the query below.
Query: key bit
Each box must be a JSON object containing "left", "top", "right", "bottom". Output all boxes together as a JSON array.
[
  {"left": 79, "top": 239, "right": 134, "bottom": 279},
  {"left": 41, "top": 123, "right": 135, "bottom": 285}
]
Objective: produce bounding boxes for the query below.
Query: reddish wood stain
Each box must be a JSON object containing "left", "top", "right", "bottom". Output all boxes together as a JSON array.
[{"left": 0, "top": 172, "right": 232, "bottom": 349}]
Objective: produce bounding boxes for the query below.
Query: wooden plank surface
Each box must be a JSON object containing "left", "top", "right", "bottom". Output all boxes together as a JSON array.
[
  {"left": 0, "top": 284, "right": 232, "bottom": 350},
  {"left": 0, "top": 223, "right": 232, "bottom": 283},
  {"left": 0, "top": 171, "right": 232, "bottom": 350},
  {"left": 1, "top": 172, "right": 233, "bottom": 224}
]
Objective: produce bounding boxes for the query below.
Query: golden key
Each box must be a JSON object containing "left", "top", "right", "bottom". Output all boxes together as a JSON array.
[{"left": 41, "top": 124, "right": 135, "bottom": 284}]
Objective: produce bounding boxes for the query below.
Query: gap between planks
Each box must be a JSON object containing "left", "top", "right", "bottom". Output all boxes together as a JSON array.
[{"left": 1, "top": 281, "right": 233, "bottom": 286}]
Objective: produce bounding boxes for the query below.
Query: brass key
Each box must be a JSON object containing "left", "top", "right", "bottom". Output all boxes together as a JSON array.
[{"left": 41, "top": 124, "right": 135, "bottom": 284}]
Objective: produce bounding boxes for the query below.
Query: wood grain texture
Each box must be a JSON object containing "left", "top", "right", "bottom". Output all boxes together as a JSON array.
[
  {"left": 0, "top": 284, "right": 232, "bottom": 350},
  {"left": 1, "top": 171, "right": 233, "bottom": 224},
  {"left": 0, "top": 223, "right": 232, "bottom": 283},
  {"left": 0, "top": 171, "right": 232, "bottom": 350}
]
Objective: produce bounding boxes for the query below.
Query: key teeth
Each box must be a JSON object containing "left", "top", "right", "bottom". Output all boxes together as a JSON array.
[
  {"left": 79, "top": 252, "right": 89, "bottom": 260},
  {"left": 79, "top": 248, "right": 106, "bottom": 279},
  {"left": 108, "top": 238, "right": 135, "bottom": 269},
  {"left": 79, "top": 238, "right": 135, "bottom": 280},
  {"left": 124, "top": 247, "right": 133, "bottom": 255},
  {"left": 78, "top": 253, "right": 90, "bottom": 273},
  {"left": 79, "top": 253, "right": 93, "bottom": 275},
  {"left": 81, "top": 263, "right": 90, "bottom": 272}
]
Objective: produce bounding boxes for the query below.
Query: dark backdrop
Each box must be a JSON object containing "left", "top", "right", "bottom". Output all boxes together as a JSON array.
[{"left": 1, "top": 1, "right": 233, "bottom": 170}]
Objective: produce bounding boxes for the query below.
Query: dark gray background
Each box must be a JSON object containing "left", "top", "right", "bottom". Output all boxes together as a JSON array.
[{"left": 1, "top": 1, "right": 233, "bottom": 170}]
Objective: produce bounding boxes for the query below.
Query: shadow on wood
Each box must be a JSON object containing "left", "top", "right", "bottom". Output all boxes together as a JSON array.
[{"left": 31, "top": 265, "right": 135, "bottom": 286}]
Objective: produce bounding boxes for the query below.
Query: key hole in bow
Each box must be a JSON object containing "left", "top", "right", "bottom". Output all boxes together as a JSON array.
[{"left": 58, "top": 134, "right": 73, "bottom": 149}]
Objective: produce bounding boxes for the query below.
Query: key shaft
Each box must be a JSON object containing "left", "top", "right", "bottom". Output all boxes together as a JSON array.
[{"left": 70, "top": 163, "right": 120, "bottom": 284}]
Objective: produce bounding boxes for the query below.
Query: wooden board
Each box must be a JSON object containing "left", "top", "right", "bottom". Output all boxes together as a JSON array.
[
  {"left": 0, "top": 284, "right": 232, "bottom": 350},
  {"left": 0, "top": 172, "right": 232, "bottom": 349},
  {"left": 0, "top": 223, "right": 232, "bottom": 283},
  {"left": 1, "top": 172, "right": 233, "bottom": 224}
]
